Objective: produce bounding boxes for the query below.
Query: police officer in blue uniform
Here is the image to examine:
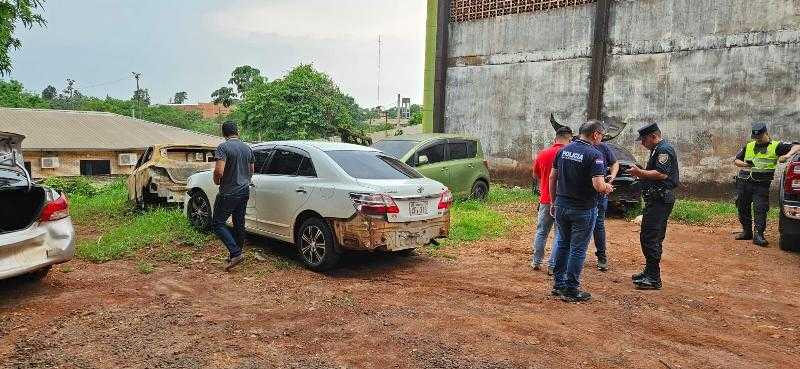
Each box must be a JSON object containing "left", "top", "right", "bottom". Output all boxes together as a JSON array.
[{"left": 626, "top": 123, "right": 679, "bottom": 290}]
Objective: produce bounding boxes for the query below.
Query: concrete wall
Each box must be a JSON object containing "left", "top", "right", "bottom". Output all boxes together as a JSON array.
[
  {"left": 23, "top": 150, "right": 143, "bottom": 178},
  {"left": 444, "top": 0, "right": 800, "bottom": 194}
]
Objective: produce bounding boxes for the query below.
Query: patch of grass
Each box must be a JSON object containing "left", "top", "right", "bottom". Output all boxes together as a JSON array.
[
  {"left": 136, "top": 261, "right": 155, "bottom": 274},
  {"left": 59, "top": 266, "right": 73, "bottom": 273},
  {"left": 625, "top": 198, "right": 779, "bottom": 225},
  {"left": 486, "top": 185, "right": 538, "bottom": 205},
  {"left": 77, "top": 208, "right": 208, "bottom": 263},
  {"left": 67, "top": 179, "right": 131, "bottom": 223}
]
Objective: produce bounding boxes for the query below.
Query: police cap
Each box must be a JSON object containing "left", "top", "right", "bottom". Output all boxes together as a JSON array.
[
  {"left": 751, "top": 122, "right": 767, "bottom": 138},
  {"left": 636, "top": 122, "right": 660, "bottom": 141}
]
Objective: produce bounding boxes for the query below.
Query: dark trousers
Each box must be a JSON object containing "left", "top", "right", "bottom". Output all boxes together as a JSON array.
[
  {"left": 641, "top": 199, "right": 674, "bottom": 282},
  {"left": 593, "top": 196, "right": 608, "bottom": 261},
  {"left": 553, "top": 206, "right": 597, "bottom": 290},
  {"left": 212, "top": 193, "right": 249, "bottom": 258},
  {"left": 736, "top": 179, "right": 770, "bottom": 235}
]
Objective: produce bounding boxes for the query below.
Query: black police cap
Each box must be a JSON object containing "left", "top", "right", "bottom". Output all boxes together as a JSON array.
[
  {"left": 636, "top": 122, "right": 660, "bottom": 140},
  {"left": 751, "top": 122, "right": 767, "bottom": 138}
]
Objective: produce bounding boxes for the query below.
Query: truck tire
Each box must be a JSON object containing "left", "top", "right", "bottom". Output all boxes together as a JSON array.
[
  {"left": 470, "top": 180, "right": 489, "bottom": 201},
  {"left": 296, "top": 217, "right": 341, "bottom": 272}
]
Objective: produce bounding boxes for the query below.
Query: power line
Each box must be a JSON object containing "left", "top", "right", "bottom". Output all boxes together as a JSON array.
[{"left": 81, "top": 76, "right": 129, "bottom": 89}]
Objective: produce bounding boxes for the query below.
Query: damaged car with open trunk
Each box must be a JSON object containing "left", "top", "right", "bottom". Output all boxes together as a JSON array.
[
  {"left": 127, "top": 144, "right": 217, "bottom": 207},
  {"left": 0, "top": 132, "right": 75, "bottom": 281},
  {"left": 184, "top": 141, "right": 451, "bottom": 271}
]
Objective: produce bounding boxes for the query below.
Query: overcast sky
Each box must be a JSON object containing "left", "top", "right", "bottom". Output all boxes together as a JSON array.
[{"left": 10, "top": 0, "right": 427, "bottom": 108}]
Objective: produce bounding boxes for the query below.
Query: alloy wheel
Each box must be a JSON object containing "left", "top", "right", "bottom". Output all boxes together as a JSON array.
[
  {"left": 189, "top": 194, "right": 211, "bottom": 230},
  {"left": 300, "top": 225, "right": 326, "bottom": 266}
]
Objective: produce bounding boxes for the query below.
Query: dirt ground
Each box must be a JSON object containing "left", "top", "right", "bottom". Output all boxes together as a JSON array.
[{"left": 2, "top": 206, "right": 800, "bottom": 369}]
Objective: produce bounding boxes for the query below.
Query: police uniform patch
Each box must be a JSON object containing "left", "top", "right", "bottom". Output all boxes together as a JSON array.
[{"left": 658, "top": 153, "right": 669, "bottom": 165}]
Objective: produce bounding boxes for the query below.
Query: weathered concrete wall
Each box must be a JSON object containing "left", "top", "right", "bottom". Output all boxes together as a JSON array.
[
  {"left": 444, "top": 0, "right": 800, "bottom": 194},
  {"left": 446, "top": 4, "right": 596, "bottom": 182}
]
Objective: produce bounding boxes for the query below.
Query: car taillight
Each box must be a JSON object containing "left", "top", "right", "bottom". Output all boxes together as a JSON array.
[
  {"left": 40, "top": 193, "right": 69, "bottom": 222},
  {"left": 438, "top": 190, "right": 453, "bottom": 210},
  {"left": 785, "top": 162, "right": 800, "bottom": 194},
  {"left": 350, "top": 193, "right": 399, "bottom": 215}
]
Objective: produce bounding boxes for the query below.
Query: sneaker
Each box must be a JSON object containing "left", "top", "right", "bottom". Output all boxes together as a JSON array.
[
  {"left": 633, "top": 276, "right": 662, "bottom": 290},
  {"left": 547, "top": 266, "right": 554, "bottom": 276},
  {"left": 631, "top": 271, "right": 646, "bottom": 281},
  {"left": 560, "top": 288, "right": 592, "bottom": 302},
  {"left": 753, "top": 234, "right": 769, "bottom": 247},
  {"left": 551, "top": 287, "right": 565, "bottom": 296},
  {"left": 597, "top": 259, "right": 609, "bottom": 272},
  {"left": 225, "top": 254, "right": 245, "bottom": 272}
]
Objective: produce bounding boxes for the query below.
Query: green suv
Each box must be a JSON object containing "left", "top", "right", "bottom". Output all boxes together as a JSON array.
[{"left": 372, "top": 134, "right": 491, "bottom": 199}]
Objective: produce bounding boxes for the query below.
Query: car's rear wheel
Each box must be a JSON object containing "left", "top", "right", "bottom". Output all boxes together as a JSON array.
[
  {"left": 187, "top": 191, "right": 212, "bottom": 232},
  {"left": 470, "top": 180, "right": 489, "bottom": 200},
  {"left": 779, "top": 213, "right": 800, "bottom": 252},
  {"left": 296, "top": 217, "right": 340, "bottom": 272}
]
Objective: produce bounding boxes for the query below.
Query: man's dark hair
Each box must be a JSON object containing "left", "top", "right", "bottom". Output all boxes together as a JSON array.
[
  {"left": 222, "top": 121, "right": 239, "bottom": 137},
  {"left": 579, "top": 120, "right": 605, "bottom": 137},
  {"left": 555, "top": 126, "right": 573, "bottom": 140}
]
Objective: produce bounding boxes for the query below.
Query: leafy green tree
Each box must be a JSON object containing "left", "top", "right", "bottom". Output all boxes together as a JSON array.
[
  {"left": 0, "top": 0, "right": 46, "bottom": 75},
  {"left": 228, "top": 65, "right": 263, "bottom": 97},
  {"left": 211, "top": 87, "right": 237, "bottom": 108},
  {"left": 173, "top": 91, "right": 188, "bottom": 104},
  {"left": 0, "top": 79, "right": 48, "bottom": 108},
  {"left": 236, "top": 64, "right": 370, "bottom": 144},
  {"left": 132, "top": 88, "right": 150, "bottom": 106},
  {"left": 41, "top": 85, "right": 57, "bottom": 99}
]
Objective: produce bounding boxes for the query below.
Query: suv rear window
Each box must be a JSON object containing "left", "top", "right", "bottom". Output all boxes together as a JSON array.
[{"left": 326, "top": 150, "right": 423, "bottom": 180}]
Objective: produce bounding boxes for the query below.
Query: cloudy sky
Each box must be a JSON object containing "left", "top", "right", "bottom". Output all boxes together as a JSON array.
[{"left": 10, "top": 0, "right": 427, "bottom": 108}]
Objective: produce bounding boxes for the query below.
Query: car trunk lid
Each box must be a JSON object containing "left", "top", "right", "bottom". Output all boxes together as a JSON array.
[{"left": 355, "top": 178, "right": 448, "bottom": 223}]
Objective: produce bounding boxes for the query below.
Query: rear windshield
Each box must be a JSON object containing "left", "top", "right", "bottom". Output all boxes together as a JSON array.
[
  {"left": 326, "top": 150, "right": 423, "bottom": 180},
  {"left": 371, "top": 140, "right": 417, "bottom": 160}
]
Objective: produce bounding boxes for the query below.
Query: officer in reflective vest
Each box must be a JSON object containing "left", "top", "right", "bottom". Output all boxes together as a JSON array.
[{"left": 734, "top": 123, "right": 800, "bottom": 246}]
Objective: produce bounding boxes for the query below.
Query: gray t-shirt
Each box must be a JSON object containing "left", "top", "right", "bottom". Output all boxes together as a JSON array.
[{"left": 214, "top": 138, "right": 254, "bottom": 196}]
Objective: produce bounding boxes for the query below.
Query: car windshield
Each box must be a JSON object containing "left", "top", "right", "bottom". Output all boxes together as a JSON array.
[
  {"left": 371, "top": 140, "right": 418, "bottom": 159},
  {"left": 326, "top": 150, "right": 423, "bottom": 180}
]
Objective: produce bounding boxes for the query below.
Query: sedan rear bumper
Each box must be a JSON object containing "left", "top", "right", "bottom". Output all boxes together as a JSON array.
[
  {"left": 0, "top": 217, "right": 76, "bottom": 280},
  {"left": 332, "top": 213, "right": 451, "bottom": 252}
]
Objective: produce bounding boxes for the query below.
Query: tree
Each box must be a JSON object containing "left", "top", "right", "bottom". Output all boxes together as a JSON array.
[
  {"left": 236, "top": 64, "right": 371, "bottom": 145},
  {"left": 0, "top": 0, "right": 46, "bottom": 75},
  {"left": 61, "top": 79, "right": 77, "bottom": 99},
  {"left": 228, "top": 65, "right": 263, "bottom": 97},
  {"left": 173, "top": 91, "right": 188, "bottom": 104},
  {"left": 132, "top": 88, "right": 150, "bottom": 106},
  {"left": 211, "top": 87, "right": 237, "bottom": 108},
  {"left": 41, "top": 85, "right": 57, "bottom": 100},
  {"left": 0, "top": 80, "right": 49, "bottom": 108}
]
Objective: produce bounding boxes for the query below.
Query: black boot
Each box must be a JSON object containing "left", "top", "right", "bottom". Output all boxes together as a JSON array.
[
  {"left": 753, "top": 233, "right": 769, "bottom": 247},
  {"left": 735, "top": 231, "right": 753, "bottom": 240},
  {"left": 631, "top": 271, "right": 646, "bottom": 281},
  {"left": 633, "top": 276, "right": 662, "bottom": 290}
]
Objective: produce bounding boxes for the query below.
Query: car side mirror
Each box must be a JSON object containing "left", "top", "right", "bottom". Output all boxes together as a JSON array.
[{"left": 418, "top": 155, "right": 429, "bottom": 166}]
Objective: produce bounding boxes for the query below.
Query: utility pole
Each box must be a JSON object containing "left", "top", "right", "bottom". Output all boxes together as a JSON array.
[
  {"left": 132, "top": 72, "right": 142, "bottom": 119},
  {"left": 377, "top": 35, "right": 382, "bottom": 109}
]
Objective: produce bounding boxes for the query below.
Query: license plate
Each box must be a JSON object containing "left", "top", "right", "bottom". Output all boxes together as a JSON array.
[{"left": 409, "top": 201, "right": 428, "bottom": 216}]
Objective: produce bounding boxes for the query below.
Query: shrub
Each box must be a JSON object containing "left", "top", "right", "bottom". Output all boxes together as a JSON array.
[{"left": 43, "top": 176, "right": 98, "bottom": 197}]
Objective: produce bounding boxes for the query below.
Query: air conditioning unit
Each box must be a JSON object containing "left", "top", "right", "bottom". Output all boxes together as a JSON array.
[
  {"left": 41, "top": 157, "right": 60, "bottom": 169},
  {"left": 118, "top": 153, "right": 138, "bottom": 166}
]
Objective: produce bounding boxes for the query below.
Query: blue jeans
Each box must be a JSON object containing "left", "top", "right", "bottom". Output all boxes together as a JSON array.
[
  {"left": 212, "top": 193, "right": 249, "bottom": 258},
  {"left": 553, "top": 206, "right": 598, "bottom": 290},
  {"left": 593, "top": 196, "right": 608, "bottom": 261},
  {"left": 532, "top": 204, "right": 560, "bottom": 265}
]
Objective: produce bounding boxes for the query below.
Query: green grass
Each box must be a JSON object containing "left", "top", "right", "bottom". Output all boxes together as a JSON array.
[
  {"left": 625, "top": 198, "right": 779, "bottom": 225},
  {"left": 136, "top": 261, "right": 155, "bottom": 274},
  {"left": 485, "top": 185, "right": 538, "bottom": 205},
  {"left": 67, "top": 178, "right": 131, "bottom": 224},
  {"left": 77, "top": 207, "right": 208, "bottom": 263}
]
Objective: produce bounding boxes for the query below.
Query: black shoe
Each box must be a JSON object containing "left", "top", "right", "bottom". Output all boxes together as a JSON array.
[
  {"left": 631, "top": 271, "right": 646, "bottom": 281},
  {"left": 547, "top": 266, "right": 554, "bottom": 276},
  {"left": 633, "top": 276, "right": 662, "bottom": 290},
  {"left": 597, "top": 258, "right": 609, "bottom": 272},
  {"left": 753, "top": 234, "right": 769, "bottom": 247},
  {"left": 735, "top": 232, "right": 753, "bottom": 240},
  {"left": 560, "top": 288, "right": 592, "bottom": 302},
  {"left": 225, "top": 254, "right": 245, "bottom": 272},
  {"left": 550, "top": 288, "right": 565, "bottom": 296}
]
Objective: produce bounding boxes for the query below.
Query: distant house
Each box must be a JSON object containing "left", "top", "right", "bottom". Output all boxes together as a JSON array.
[
  {"left": 0, "top": 108, "right": 223, "bottom": 178},
  {"left": 167, "top": 102, "right": 233, "bottom": 119}
]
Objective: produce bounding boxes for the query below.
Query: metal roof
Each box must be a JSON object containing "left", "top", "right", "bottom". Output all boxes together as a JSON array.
[{"left": 0, "top": 108, "right": 224, "bottom": 151}]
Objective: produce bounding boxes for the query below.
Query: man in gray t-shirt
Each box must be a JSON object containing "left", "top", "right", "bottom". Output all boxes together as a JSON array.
[{"left": 212, "top": 121, "right": 254, "bottom": 271}]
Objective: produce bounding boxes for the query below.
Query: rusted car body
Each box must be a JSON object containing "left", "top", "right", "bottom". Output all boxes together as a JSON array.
[
  {"left": 127, "top": 144, "right": 216, "bottom": 206},
  {"left": 333, "top": 208, "right": 450, "bottom": 252}
]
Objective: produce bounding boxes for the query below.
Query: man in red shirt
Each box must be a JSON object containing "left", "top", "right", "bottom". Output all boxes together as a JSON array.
[{"left": 531, "top": 126, "right": 573, "bottom": 273}]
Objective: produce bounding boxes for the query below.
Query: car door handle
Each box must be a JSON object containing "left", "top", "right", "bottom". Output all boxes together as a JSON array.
[{"left": 296, "top": 187, "right": 307, "bottom": 193}]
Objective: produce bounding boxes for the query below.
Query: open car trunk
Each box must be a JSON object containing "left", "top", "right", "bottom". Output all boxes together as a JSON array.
[
  {"left": 1, "top": 130, "right": 44, "bottom": 234},
  {"left": 0, "top": 185, "right": 45, "bottom": 234}
]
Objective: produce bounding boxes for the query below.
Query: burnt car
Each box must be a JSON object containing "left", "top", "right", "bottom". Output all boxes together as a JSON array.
[
  {"left": 779, "top": 152, "right": 800, "bottom": 251},
  {"left": 549, "top": 114, "right": 642, "bottom": 212},
  {"left": 127, "top": 144, "right": 216, "bottom": 207},
  {"left": 1, "top": 132, "right": 75, "bottom": 281}
]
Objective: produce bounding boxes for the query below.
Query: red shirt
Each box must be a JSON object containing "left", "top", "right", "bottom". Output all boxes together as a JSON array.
[{"left": 533, "top": 143, "right": 565, "bottom": 205}]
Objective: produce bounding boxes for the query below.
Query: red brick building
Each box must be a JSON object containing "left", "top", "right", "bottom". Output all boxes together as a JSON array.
[{"left": 167, "top": 103, "right": 233, "bottom": 119}]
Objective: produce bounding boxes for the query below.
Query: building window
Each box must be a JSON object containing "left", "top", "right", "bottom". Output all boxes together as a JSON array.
[
  {"left": 24, "top": 161, "right": 31, "bottom": 174},
  {"left": 80, "top": 160, "right": 111, "bottom": 175}
]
